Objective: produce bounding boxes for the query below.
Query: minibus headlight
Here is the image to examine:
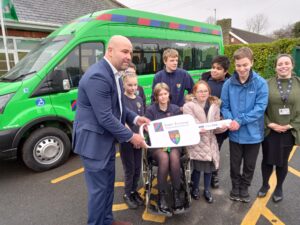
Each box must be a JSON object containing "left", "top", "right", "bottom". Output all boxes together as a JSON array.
[{"left": 0, "top": 93, "right": 14, "bottom": 114}]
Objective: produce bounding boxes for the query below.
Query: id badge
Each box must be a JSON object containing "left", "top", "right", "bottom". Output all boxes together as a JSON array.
[{"left": 279, "top": 108, "right": 290, "bottom": 115}]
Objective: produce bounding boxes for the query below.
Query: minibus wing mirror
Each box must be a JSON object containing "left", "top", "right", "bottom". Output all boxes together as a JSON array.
[
  {"left": 31, "top": 70, "right": 71, "bottom": 97},
  {"left": 48, "top": 70, "right": 71, "bottom": 92}
]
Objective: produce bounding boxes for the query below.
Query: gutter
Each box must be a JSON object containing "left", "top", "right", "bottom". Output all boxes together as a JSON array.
[{"left": 4, "top": 19, "right": 62, "bottom": 32}]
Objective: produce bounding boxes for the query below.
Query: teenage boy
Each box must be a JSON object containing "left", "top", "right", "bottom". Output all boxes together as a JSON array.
[
  {"left": 201, "top": 55, "right": 231, "bottom": 188},
  {"left": 221, "top": 47, "right": 268, "bottom": 203},
  {"left": 151, "top": 49, "right": 194, "bottom": 109}
]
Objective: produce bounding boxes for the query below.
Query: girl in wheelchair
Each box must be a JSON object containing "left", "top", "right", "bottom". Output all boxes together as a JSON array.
[{"left": 145, "top": 82, "right": 185, "bottom": 215}]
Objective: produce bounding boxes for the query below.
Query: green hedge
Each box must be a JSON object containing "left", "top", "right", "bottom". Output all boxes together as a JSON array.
[{"left": 224, "top": 38, "right": 300, "bottom": 79}]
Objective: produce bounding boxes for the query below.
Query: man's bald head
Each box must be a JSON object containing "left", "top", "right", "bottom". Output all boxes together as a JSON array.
[{"left": 105, "top": 35, "right": 133, "bottom": 71}]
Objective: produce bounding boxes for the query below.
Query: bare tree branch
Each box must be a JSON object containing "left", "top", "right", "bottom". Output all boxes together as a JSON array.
[{"left": 246, "top": 14, "right": 269, "bottom": 34}]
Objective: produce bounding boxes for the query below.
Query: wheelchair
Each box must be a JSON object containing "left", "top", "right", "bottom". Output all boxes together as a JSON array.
[{"left": 141, "top": 145, "right": 192, "bottom": 216}]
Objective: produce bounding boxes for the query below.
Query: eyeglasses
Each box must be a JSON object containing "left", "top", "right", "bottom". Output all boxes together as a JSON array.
[{"left": 196, "top": 90, "right": 209, "bottom": 94}]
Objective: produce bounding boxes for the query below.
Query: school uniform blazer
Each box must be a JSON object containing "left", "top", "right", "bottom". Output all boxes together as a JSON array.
[{"left": 72, "top": 59, "right": 137, "bottom": 162}]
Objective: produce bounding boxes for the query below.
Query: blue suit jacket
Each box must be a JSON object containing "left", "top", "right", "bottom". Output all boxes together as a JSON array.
[{"left": 72, "top": 59, "right": 137, "bottom": 163}]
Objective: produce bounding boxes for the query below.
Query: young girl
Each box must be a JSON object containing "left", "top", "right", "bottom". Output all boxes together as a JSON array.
[
  {"left": 120, "top": 70, "right": 145, "bottom": 209},
  {"left": 183, "top": 80, "right": 227, "bottom": 203},
  {"left": 145, "top": 82, "right": 183, "bottom": 215}
]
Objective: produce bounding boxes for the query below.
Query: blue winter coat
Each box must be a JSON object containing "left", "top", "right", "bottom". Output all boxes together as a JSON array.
[{"left": 221, "top": 70, "right": 268, "bottom": 144}]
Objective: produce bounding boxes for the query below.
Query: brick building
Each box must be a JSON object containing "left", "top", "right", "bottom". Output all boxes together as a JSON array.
[
  {"left": 0, "top": 0, "right": 125, "bottom": 75},
  {"left": 217, "top": 18, "right": 274, "bottom": 45}
]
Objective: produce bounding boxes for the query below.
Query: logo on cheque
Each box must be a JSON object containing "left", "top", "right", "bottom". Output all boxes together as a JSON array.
[
  {"left": 169, "top": 130, "right": 180, "bottom": 144},
  {"left": 153, "top": 122, "right": 164, "bottom": 132}
]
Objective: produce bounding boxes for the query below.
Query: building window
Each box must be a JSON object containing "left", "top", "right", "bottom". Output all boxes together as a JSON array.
[{"left": 0, "top": 36, "right": 41, "bottom": 76}]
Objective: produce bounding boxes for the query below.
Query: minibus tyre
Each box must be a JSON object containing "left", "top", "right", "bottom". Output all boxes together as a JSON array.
[{"left": 22, "top": 127, "right": 71, "bottom": 172}]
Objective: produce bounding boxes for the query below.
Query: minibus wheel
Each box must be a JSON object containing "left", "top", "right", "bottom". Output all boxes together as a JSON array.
[{"left": 22, "top": 127, "right": 71, "bottom": 172}]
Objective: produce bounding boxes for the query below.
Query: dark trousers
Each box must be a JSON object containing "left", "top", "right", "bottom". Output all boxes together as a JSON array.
[
  {"left": 191, "top": 170, "right": 212, "bottom": 191},
  {"left": 216, "top": 131, "right": 228, "bottom": 150},
  {"left": 229, "top": 141, "right": 260, "bottom": 190},
  {"left": 212, "top": 131, "right": 228, "bottom": 177},
  {"left": 120, "top": 142, "right": 142, "bottom": 195},
  {"left": 81, "top": 146, "right": 115, "bottom": 225}
]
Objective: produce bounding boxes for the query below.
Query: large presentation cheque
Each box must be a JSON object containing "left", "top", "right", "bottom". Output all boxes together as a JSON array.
[{"left": 139, "top": 114, "right": 231, "bottom": 148}]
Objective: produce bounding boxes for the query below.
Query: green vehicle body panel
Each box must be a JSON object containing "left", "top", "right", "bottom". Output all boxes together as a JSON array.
[{"left": 0, "top": 8, "right": 224, "bottom": 159}]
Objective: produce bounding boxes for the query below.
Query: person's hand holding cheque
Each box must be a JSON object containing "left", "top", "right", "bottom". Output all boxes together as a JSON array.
[
  {"left": 199, "top": 128, "right": 207, "bottom": 134},
  {"left": 229, "top": 120, "right": 240, "bottom": 131},
  {"left": 136, "top": 116, "right": 151, "bottom": 127},
  {"left": 130, "top": 116, "right": 151, "bottom": 149}
]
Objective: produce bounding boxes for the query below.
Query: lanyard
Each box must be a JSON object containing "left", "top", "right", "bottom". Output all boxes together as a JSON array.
[{"left": 276, "top": 78, "right": 293, "bottom": 106}]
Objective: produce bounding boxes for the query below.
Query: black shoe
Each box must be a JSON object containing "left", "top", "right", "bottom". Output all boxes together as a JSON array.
[
  {"left": 158, "top": 191, "right": 172, "bottom": 216},
  {"left": 272, "top": 188, "right": 283, "bottom": 203},
  {"left": 131, "top": 191, "right": 144, "bottom": 206},
  {"left": 239, "top": 188, "right": 250, "bottom": 203},
  {"left": 229, "top": 189, "right": 240, "bottom": 201},
  {"left": 203, "top": 190, "right": 213, "bottom": 203},
  {"left": 257, "top": 185, "right": 270, "bottom": 198},
  {"left": 211, "top": 172, "right": 219, "bottom": 189},
  {"left": 173, "top": 189, "right": 184, "bottom": 214},
  {"left": 191, "top": 188, "right": 200, "bottom": 200},
  {"left": 123, "top": 194, "right": 138, "bottom": 209}
]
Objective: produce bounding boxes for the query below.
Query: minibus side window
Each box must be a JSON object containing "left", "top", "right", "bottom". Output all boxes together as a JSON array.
[
  {"left": 194, "top": 44, "right": 219, "bottom": 69},
  {"left": 130, "top": 38, "right": 220, "bottom": 74},
  {"left": 56, "top": 42, "right": 104, "bottom": 88}
]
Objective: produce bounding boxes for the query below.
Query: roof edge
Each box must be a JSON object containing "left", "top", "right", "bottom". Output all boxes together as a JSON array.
[
  {"left": 229, "top": 31, "right": 248, "bottom": 44},
  {"left": 4, "top": 20, "right": 61, "bottom": 32}
]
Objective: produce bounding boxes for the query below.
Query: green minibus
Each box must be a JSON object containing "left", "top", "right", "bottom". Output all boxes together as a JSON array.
[{"left": 0, "top": 8, "right": 224, "bottom": 171}]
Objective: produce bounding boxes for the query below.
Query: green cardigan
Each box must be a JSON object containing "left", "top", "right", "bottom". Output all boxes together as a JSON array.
[{"left": 265, "top": 76, "right": 300, "bottom": 145}]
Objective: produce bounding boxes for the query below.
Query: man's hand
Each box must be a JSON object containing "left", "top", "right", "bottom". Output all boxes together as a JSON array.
[
  {"left": 229, "top": 120, "right": 240, "bottom": 131},
  {"left": 130, "top": 133, "right": 147, "bottom": 149},
  {"left": 136, "top": 116, "right": 151, "bottom": 126}
]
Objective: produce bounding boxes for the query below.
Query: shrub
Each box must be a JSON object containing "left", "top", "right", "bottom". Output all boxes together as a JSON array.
[{"left": 224, "top": 38, "right": 300, "bottom": 78}]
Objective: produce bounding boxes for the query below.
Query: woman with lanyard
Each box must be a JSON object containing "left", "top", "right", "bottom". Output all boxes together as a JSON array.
[{"left": 257, "top": 54, "right": 300, "bottom": 202}]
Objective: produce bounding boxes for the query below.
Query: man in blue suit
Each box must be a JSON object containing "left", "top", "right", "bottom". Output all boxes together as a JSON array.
[{"left": 73, "top": 35, "right": 150, "bottom": 225}]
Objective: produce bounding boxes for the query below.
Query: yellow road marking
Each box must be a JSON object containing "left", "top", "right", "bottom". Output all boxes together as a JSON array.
[
  {"left": 140, "top": 178, "right": 166, "bottom": 223},
  {"left": 287, "top": 146, "right": 300, "bottom": 177},
  {"left": 51, "top": 152, "right": 120, "bottom": 184},
  {"left": 114, "top": 182, "right": 125, "bottom": 187},
  {"left": 51, "top": 167, "right": 84, "bottom": 184},
  {"left": 241, "top": 172, "right": 277, "bottom": 225},
  {"left": 288, "top": 146, "right": 297, "bottom": 161},
  {"left": 241, "top": 146, "right": 298, "bottom": 225},
  {"left": 288, "top": 166, "right": 300, "bottom": 177},
  {"left": 113, "top": 203, "right": 128, "bottom": 211},
  {"left": 261, "top": 207, "right": 284, "bottom": 225},
  {"left": 142, "top": 210, "right": 165, "bottom": 223}
]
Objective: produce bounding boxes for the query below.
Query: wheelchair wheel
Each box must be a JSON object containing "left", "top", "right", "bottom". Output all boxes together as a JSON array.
[{"left": 141, "top": 148, "right": 151, "bottom": 209}]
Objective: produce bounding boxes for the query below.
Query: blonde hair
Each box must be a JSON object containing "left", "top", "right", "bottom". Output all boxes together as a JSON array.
[
  {"left": 122, "top": 70, "right": 137, "bottom": 83},
  {"left": 153, "top": 82, "right": 170, "bottom": 103},
  {"left": 163, "top": 48, "right": 179, "bottom": 62}
]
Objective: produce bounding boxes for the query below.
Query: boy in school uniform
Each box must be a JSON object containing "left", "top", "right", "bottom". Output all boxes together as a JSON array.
[{"left": 151, "top": 48, "right": 194, "bottom": 110}]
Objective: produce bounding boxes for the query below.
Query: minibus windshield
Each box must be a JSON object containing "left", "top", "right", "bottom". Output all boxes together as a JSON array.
[{"left": 1, "top": 35, "right": 72, "bottom": 82}]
